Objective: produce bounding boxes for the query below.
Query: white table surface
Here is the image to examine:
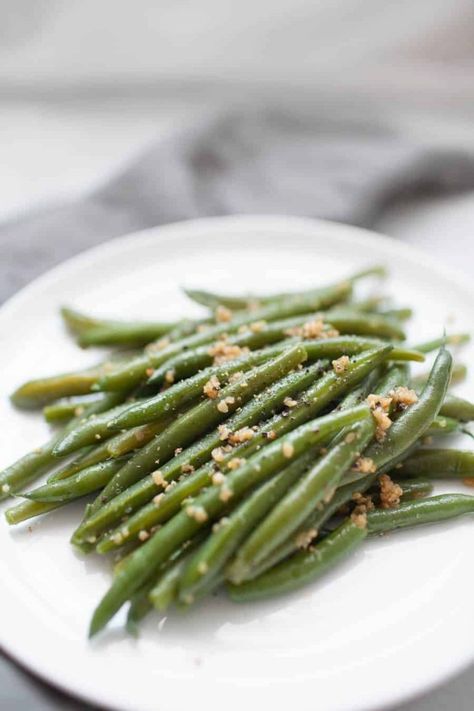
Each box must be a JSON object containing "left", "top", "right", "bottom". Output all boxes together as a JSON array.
[{"left": 0, "top": 94, "right": 473, "bottom": 711}]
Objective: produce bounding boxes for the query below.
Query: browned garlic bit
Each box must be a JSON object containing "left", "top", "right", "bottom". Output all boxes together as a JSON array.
[
  {"left": 208, "top": 340, "right": 250, "bottom": 365},
  {"left": 352, "top": 457, "right": 377, "bottom": 475},
  {"left": 215, "top": 305, "right": 233, "bottom": 323},
  {"left": 378, "top": 473, "right": 403, "bottom": 509},
  {"left": 295, "top": 528, "right": 318, "bottom": 549},
  {"left": 332, "top": 355, "right": 350, "bottom": 375},
  {"left": 227, "top": 457, "right": 246, "bottom": 470},
  {"left": 203, "top": 374, "right": 220, "bottom": 399},
  {"left": 390, "top": 386, "right": 418, "bottom": 408},
  {"left": 282, "top": 441, "right": 295, "bottom": 459},
  {"left": 229, "top": 427, "right": 254, "bottom": 444},
  {"left": 366, "top": 393, "right": 393, "bottom": 441}
]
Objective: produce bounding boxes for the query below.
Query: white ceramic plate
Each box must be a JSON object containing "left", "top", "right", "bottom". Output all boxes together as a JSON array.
[{"left": 0, "top": 215, "right": 473, "bottom": 711}]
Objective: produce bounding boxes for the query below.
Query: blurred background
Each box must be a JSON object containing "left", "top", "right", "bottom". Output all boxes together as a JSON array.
[
  {"left": 1, "top": 1, "right": 474, "bottom": 709},
  {"left": 1, "top": 0, "right": 474, "bottom": 274}
]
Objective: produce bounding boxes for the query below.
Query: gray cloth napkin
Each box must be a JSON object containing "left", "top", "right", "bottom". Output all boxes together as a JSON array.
[{"left": 2, "top": 106, "right": 474, "bottom": 710}]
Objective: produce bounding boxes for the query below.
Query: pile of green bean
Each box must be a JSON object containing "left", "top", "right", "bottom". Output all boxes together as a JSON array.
[{"left": 2, "top": 265, "right": 473, "bottom": 638}]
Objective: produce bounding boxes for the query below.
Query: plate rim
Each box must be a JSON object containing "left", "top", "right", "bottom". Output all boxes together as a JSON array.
[{"left": 0, "top": 213, "right": 473, "bottom": 711}]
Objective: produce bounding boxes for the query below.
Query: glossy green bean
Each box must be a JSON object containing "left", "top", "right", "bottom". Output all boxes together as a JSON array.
[
  {"left": 75, "top": 345, "right": 307, "bottom": 539},
  {"left": 178, "top": 450, "right": 318, "bottom": 600},
  {"left": 367, "top": 494, "right": 474, "bottom": 532},
  {"left": 0, "top": 392, "right": 123, "bottom": 500},
  {"left": 5, "top": 499, "right": 62, "bottom": 525},
  {"left": 43, "top": 395, "right": 104, "bottom": 423},
  {"left": 95, "top": 347, "right": 390, "bottom": 552},
  {"left": 11, "top": 366, "right": 104, "bottom": 409},
  {"left": 88, "top": 404, "right": 371, "bottom": 636},
  {"left": 394, "top": 448, "right": 474, "bottom": 478},
  {"left": 228, "top": 517, "right": 367, "bottom": 602},
  {"left": 96, "top": 281, "right": 353, "bottom": 392},
  {"left": 24, "top": 458, "right": 129, "bottom": 504},
  {"left": 413, "top": 333, "right": 470, "bottom": 354},
  {"left": 183, "top": 266, "right": 385, "bottom": 310},
  {"left": 75, "top": 359, "right": 330, "bottom": 546},
  {"left": 226, "top": 417, "right": 374, "bottom": 585},
  {"left": 439, "top": 394, "right": 474, "bottom": 422}
]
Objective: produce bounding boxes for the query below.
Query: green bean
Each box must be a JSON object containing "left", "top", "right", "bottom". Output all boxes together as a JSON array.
[
  {"left": 413, "top": 333, "right": 470, "bottom": 354},
  {"left": 322, "top": 310, "right": 405, "bottom": 340},
  {"left": 0, "top": 392, "right": 123, "bottom": 500},
  {"left": 94, "top": 347, "right": 390, "bottom": 551},
  {"left": 112, "top": 339, "right": 421, "bottom": 432},
  {"left": 88, "top": 403, "right": 371, "bottom": 636},
  {"left": 367, "top": 494, "right": 474, "bottom": 532},
  {"left": 364, "top": 348, "right": 452, "bottom": 473},
  {"left": 5, "top": 499, "right": 63, "bottom": 525},
  {"left": 225, "top": 417, "right": 374, "bottom": 585},
  {"left": 52, "top": 400, "right": 150, "bottom": 457},
  {"left": 81, "top": 345, "right": 307, "bottom": 516},
  {"left": 75, "top": 359, "right": 328, "bottom": 546},
  {"left": 228, "top": 517, "right": 367, "bottom": 602},
  {"left": 43, "top": 395, "right": 104, "bottom": 423},
  {"left": 183, "top": 266, "right": 385, "bottom": 310},
  {"left": 379, "top": 307, "right": 413, "bottom": 321},
  {"left": 228, "top": 493, "right": 474, "bottom": 602},
  {"left": 11, "top": 366, "right": 104, "bottom": 409},
  {"left": 439, "top": 394, "right": 474, "bottom": 422},
  {"left": 413, "top": 362, "right": 467, "bottom": 389},
  {"left": 61, "top": 306, "right": 179, "bottom": 346},
  {"left": 178, "top": 450, "right": 318, "bottom": 601},
  {"left": 96, "top": 282, "right": 353, "bottom": 392},
  {"left": 146, "top": 333, "right": 421, "bottom": 392},
  {"left": 228, "top": 352, "right": 451, "bottom": 584},
  {"left": 126, "top": 586, "right": 155, "bottom": 636},
  {"left": 394, "top": 448, "right": 474, "bottom": 479},
  {"left": 106, "top": 344, "right": 295, "bottom": 432},
  {"left": 382, "top": 478, "right": 434, "bottom": 502},
  {"left": 24, "top": 458, "right": 129, "bottom": 504},
  {"left": 426, "top": 416, "right": 470, "bottom": 437}
]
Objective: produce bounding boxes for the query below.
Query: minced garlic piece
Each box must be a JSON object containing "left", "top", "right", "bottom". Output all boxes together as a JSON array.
[
  {"left": 211, "top": 447, "right": 225, "bottom": 463},
  {"left": 151, "top": 470, "right": 166, "bottom": 487},
  {"left": 295, "top": 528, "right": 318, "bottom": 549},
  {"left": 352, "top": 491, "right": 375, "bottom": 513},
  {"left": 145, "top": 367, "right": 155, "bottom": 377},
  {"left": 164, "top": 369, "right": 175, "bottom": 385},
  {"left": 227, "top": 457, "right": 246, "bottom": 470},
  {"left": 203, "top": 374, "right": 221, "bottom": 399},
  {"left": 352, "top": 457, "right": 377, "bottom": 475},
  {"left": 283, "top": 397, "right": 298, "bottom": 408},
  {"left": 332, "top": 355, "right": 350, "bottom": 375},
  {"left": 250, "top": 320, "right": 267, "bottom": 333},
  {"left": 351, "top": 511, "right": 368, "bottom": 529},
  {"left": 208, "top": 340, "right": 250, "bottom": 365},
  {"left": 218, "top": 424, "right": 232, "bottom": 441},
  {"left": 185, "top": 505, "right": 208, "bottom": 523},
  {"left": 112, "top": 532, "right": 123, "bottom": 545},
  {"left": 212, "top": 517, "right": 230, "bottom": 532},
  {"left": 215, "top": 305, "right": 233, "bottom": 323},
  {"left": 379, "top": 473, "right": 403, "bottom": 509},
  {"left": 366, "top": 393, "right": 392, "bottom": 412},
  {"left": 228, "top": 371, "right": 244, "bottom": 384},
  {"left": 282, "top": 442, "right": 295, "bottom": 459},
  {"left": 1, "top": 483, "right": 10, "bottom": 494},
  {"left": 197, "top": 561, "right": 209, "bottom": 575},
  {"left": 345, "top": 431, "right": 357, "bottom": 444},
  {"left": 219, "top": 485, "right": 233, "bottom": 502},
  {"left": 153, "top": 493, "right": 164, "bottom": 507},
  {"left": 174, "top": 447, "right": 183, "bottom": 456},
  {"left": 265, "top": 430, "right": 277, "bottom": 440},
  {"left": 181, "top": 463, "right": 195, "bottom": 474},
  {"left": 229, "top": 427, "right": 254, "bottom": 444},
  {"left": 138, "top": 530, "right": 150, "bottom": 542},
  {"left": 217, "top": 395, "right": 235, "bottom": 414},
  {"left": 212, "top": 471, "right": 226, "bottom": 486},
  {"left": 373, "top": 407, "right": 392, "bottom": 441},
  {"left": 390, "top": 386, "right": 418, "bottom": 408}
]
